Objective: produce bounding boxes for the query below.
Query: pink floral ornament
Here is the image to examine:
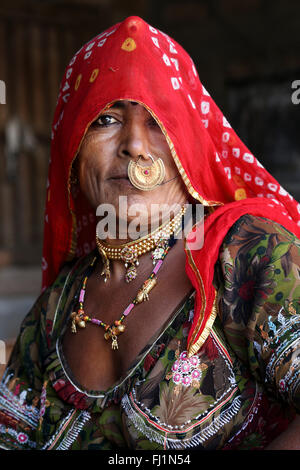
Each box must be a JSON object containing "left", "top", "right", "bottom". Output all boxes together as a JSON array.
[
  {"left": 171, "top": 350, "right": 203, "bottom": 388},
  {"left": 190, "top": 356, "right": 200, "bottom": 367},
  {"left": 17, "top": 432, "right": 28, "bottom": 444},
  {"left": 181, "top": 362, "right": 191, "bottom": 373},
  {"left": 182, "top": 376, "right": 192, "bottom": 386},
  {"left": 192, "top": 369, "right": 201, "bottom": 380},
  {"left": 179, "top": 351, "right": 188, "bottom": 360},
  {"left": 173, "top": 373, "right": 182, "bottom": 384}
]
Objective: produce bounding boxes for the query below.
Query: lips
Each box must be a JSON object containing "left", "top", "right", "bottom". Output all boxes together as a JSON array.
[
  {"left": 108, "top": 172, "right": 132, "bottom": 188},
  {"left": 109, "top": 170, "right": 129, "bottom": 180},
  {"left": 110, "top": 175, "right": 129, "bottom": 180}
]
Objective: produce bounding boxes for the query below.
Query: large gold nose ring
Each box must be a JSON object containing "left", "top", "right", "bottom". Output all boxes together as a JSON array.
[{"left": 127, "top": 154, "right": 166, "bottom": 191}]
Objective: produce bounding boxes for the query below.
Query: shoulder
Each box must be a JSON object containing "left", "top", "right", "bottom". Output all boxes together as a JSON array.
[
  {"left": 217, "top": 213, "right": 300, "bottom": 327},
  {"left": 48, "top": 249, "right": 97, "bottom": 294},
  {"left": 44, "top": 251, "right": 98, "bottom": 337},
  {"left": 219, "top": 214, "right": 300, "bottom": 273},
  {"left": 220, "top": 214, "right": 300, "bottom": 268},
  {"left": 24, "top": 251, "right": 96, "bottom": 333},
  {"left": 223, "top": 214, "right": 298, "bottom": 247}
]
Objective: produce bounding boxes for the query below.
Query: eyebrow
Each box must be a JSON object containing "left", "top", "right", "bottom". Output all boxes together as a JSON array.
[{"left": 110, "top": 101, "right": 138, "bottom": 109}]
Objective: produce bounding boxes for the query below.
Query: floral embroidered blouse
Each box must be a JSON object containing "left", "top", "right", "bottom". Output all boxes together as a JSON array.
[{"left": 0, "top": 215, "right": 299, "bottom": 450}]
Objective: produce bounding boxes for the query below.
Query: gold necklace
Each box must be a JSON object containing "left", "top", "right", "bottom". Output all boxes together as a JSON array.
[
  {"left": 96, "top": 206, "right": 186, "bottom": 283},
  {"left": 71, "top": 228, "right": 176, "bottom": 349}
]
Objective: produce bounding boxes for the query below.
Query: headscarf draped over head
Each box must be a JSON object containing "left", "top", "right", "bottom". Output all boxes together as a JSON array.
[{"left": 43, "top": 16, "right": 300, "bottom": 356}]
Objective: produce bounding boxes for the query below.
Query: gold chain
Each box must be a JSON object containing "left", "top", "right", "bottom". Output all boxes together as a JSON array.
[{"left": 96, "top": 206, "right": 186, "bottom": 260}]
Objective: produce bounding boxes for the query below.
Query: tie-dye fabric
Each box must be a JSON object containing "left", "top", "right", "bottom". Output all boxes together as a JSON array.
[{"left": 41, "top": 16, "right": 300, "bottom": 355}]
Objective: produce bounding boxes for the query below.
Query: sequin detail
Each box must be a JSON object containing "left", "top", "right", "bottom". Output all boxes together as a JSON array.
[{"left": 171, "top": 351, "right": 203, "bottom": 387}]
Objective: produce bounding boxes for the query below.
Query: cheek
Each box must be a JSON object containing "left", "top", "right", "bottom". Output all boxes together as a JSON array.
[
  {"left": 81, "top": 157, "right": 101, "bottom": 178},
  {"left": 79, "top": 132, "right": 113, "bottom": 172},
  {"left": 78, "top": 146, "right": 108, "bottom": 182},
  {"left": 77, "top": 155, "right": 103, "bottom": 208}
]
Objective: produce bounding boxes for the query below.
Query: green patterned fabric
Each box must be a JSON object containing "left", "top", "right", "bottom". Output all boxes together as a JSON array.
[{"left": 0, "top": 215, "right": 299, "bottom": 450}]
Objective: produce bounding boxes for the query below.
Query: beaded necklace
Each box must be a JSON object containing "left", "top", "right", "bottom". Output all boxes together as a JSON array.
[{"left": 70, "top": 231, "right": 177, "bottom": 350}]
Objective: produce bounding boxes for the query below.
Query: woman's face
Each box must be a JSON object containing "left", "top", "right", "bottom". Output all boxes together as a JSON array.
[{"left": 77, "top": 100, "right": 188, "bottom": 229}]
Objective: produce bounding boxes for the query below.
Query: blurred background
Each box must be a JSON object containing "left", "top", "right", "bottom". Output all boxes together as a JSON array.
[{"left": 0, "top": 0, "right": 300, "bottom": 368}]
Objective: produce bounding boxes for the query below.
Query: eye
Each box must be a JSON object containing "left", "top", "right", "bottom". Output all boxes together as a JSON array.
[{"left": 93, "top": 114, "right": 118, "bottom": 127}]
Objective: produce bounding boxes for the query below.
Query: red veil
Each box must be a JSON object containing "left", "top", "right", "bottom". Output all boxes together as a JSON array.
[{"left": 43, "top": 16, "right": 300, "bottom": 356}]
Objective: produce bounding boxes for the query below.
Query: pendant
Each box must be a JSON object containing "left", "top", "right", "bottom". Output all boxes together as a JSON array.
[
  {"left": 151, "top": 246, "right": 165, "bottom": 261},
  {"left": 104, "top": 324, "right": 126, "bottom": 350},
  {"left": 121, "top": 246, "right": 139, "bottom": 283},
  {"left": 70, "top": 311, "right": 86, "bottom": 333},
  {"left": 101, "top": 260, "right": 110, "bottom": 283},
  {"left": 71, "top": 313, "right": 77, "bottom": 333},
  {"left": 135, "top": 276, "right": 157, "bottom": 303},
  {"left": 151, "top": 238, "right": 169, "bottom": 263},
  {"left": 125, "top": 264, "right": 137, "bottom": 283},
  {"left": 111, "top": 335, "right": 118, "bottom": 350},
  {"left": 98, "top": 247, "right": 110, "bottom": 283}
]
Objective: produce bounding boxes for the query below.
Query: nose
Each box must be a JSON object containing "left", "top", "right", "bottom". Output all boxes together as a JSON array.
[{"left": 118, "top": 119, "right": 151, "bottom": 163}]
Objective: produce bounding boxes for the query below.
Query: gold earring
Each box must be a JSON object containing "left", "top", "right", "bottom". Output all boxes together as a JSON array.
[{"left": 127, "top": 154, "right": 165, "bottom": 191}]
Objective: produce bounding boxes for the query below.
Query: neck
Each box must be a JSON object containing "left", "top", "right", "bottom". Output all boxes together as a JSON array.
[
  {"left": 96, "top": 230, "right": 185, "bottom": 285},
  {"left": 95, "top": 207, "right": 187, "bottom": 285},
  {"left": 96, "top": 210, "right": 182, "bottom": 246}
]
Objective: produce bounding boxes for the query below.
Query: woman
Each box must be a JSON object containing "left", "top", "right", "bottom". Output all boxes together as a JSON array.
[{"left": 0, "top": 16, "right": 299, "bottom": 450}]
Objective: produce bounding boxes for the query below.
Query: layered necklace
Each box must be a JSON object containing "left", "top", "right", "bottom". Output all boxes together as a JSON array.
[
  {"left": 70, "top": 206, "right": 186, "bottom": 350},
  {"left": 96, "top": 206, "right": 186, "bottom": 283}
]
